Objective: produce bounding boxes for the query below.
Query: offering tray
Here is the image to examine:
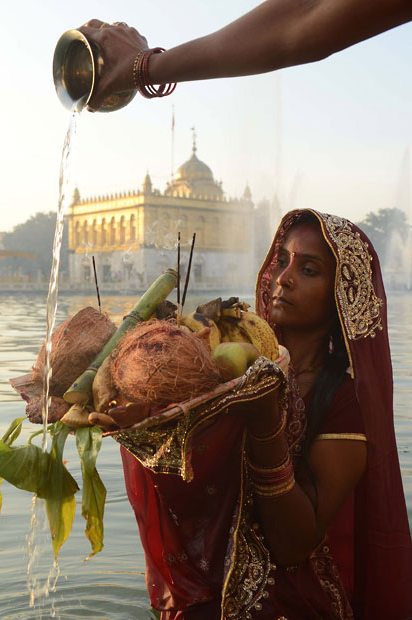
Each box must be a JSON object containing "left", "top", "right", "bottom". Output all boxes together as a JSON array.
[{"left": 105, "top": 357, "right": 286, "bottom": 482}]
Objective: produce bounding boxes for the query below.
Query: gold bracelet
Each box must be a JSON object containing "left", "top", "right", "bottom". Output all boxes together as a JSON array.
[
  {"left": 247, "top": 451, "right": 290, "bottom": 474},
  {"left": 248, "top": 411, "right": 286, "bottom": 442},
  {"left": 253, "top": 476, "right": 296, "bottom": 498}
]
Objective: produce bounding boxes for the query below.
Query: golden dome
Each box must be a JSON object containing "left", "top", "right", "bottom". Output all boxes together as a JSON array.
[
  {"left": 175, "top": 152, "right": 213, "bottom": 182},
  {"left": 166, "top": 143, "right": 223, "bottom": 200}
]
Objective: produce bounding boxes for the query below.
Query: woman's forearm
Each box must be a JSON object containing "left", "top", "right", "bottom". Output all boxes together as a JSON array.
[
  {"left": 244, "top": 392, "right": 320, "bottom": 565},
  {"left": 245, "top": 391, "right": 367, "bottom": 566},
  {"left": 149, "top": 0, "right": 412, "bottom": 84},
  {"left": 247, "top": 432, "right": 321, "bottom": 564}
]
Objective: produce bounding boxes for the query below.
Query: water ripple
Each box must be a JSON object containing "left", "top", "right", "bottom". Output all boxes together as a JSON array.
[{"left": 0, "top": 292, "right": 411, "bottom": 617}]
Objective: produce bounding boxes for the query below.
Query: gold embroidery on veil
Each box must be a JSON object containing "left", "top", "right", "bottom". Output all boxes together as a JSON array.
[{"left": 318, "top": 214, "right": 383, "bottom": 341}]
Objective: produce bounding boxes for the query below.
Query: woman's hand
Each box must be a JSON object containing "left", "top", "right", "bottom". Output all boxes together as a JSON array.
[
  {"left": 77, "top": 19, "right": 149, "bottom": 111},
  {"left": 88, "top": 401, "right": 151, "bottom": 431}
]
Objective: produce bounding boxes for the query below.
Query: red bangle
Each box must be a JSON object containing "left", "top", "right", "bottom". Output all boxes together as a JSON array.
[
  {"left": 133, "top": 48, "right": 176, "bottom": 99},
  {"left": 248, "top": 452, "right": 295, "bottom": 498}
]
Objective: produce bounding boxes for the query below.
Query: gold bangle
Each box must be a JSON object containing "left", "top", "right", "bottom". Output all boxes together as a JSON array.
[
  {"left": 248, "top": 411, "right": 286, "bottom": 442},
  {"left": 247, "top": 451, "right": 290, "bottom": 474},
  {"left": 253, "top": 477, "right": 296, "bottom": 498}
]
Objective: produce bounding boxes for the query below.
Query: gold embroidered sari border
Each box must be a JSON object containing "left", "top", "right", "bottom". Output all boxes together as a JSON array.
[{"left": 315, "top": 433, "right": 367, "bottom": 442}]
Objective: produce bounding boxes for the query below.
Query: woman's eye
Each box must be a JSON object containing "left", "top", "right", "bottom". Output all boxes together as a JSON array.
[
  {"left": 275, "top": 256, "right": 288, "bottom": 267},
  {"left": 302, "top": 265, "right": 317, "bottom": 276}
]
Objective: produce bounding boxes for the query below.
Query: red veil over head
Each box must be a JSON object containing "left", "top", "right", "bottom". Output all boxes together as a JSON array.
[
  {"left": 256, "top": 209, "right": 412, "bottom": 619},
  {"left": 121, "top": 209, "right": 412, "bottom": 620}
]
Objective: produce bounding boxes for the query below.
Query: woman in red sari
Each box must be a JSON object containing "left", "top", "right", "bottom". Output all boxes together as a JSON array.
[{"left": 98, "top": 209, "right": 412, "bottom": 619}]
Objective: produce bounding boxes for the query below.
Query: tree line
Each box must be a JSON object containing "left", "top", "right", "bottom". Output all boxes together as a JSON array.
[
  {"left": 1, "top": 212, "right": 69, "bottom": 278},
  {"left": 0, "top": 207, "right": 408, "bottom": 279}
]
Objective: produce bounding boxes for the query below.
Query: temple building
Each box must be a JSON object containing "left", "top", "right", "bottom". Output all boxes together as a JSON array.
[{"left": 67, "top": 139, "right": 255, "bottom": 292}]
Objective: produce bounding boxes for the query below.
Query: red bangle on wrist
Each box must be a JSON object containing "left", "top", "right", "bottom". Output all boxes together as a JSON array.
[
  {"left": 248, "top": 451, "right": 296, "bottom": 498},
  {"left": 133, "top": 47, "right": 176, "bottom": 99}
]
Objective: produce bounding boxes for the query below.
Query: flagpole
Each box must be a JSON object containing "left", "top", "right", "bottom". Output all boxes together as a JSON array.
[{"left": 171, "top": 105, "right": 175, "bottom": 183}]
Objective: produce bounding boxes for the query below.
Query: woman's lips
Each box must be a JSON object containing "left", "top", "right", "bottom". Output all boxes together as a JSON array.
[{"left": 272, "top": 295, "right": 292, "bottom": 307}]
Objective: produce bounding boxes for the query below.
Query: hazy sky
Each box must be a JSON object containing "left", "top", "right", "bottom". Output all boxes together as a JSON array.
[{"left": 1, "top": 1, "right": 411, "bottom": 233}]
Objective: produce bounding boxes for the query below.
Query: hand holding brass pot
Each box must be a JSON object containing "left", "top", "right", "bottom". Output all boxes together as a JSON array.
[{"left": 53, "top": 21, "right": 145, "bottom": 112}]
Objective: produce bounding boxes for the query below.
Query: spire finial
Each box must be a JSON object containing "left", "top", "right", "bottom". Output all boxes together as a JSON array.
[{"left": 191, "top": 126, "right": 197, "bottom": 153}]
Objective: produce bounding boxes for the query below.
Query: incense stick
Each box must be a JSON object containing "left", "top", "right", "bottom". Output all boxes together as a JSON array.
[
  {"left": 176, "top": 232, "right": 181, "bottom": 325},
  {"left": 177, "top": 231, "right": 181, "bottom": 307},
  {"left": 92, "top": 256, "right": 101, "bottom": 312},
  {"left": 181, "top": 233, "right": 196, "bottom": 309}
]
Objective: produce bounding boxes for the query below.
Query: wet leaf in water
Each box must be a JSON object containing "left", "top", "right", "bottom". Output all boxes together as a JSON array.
[
  {"left": 0, "top": 417, "right": 25, "bottom": 516},
  {"left": 76, "top": 426, "right": 106, "bottom": 557},
  {"left": 0, "top": 421, "right": 78, "bottom": 500},
  {"left": 45, "top": 422, "right": 78, "bottom": 559}
]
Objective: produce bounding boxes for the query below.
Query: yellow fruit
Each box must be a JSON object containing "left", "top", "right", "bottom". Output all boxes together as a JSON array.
[
  {"left": 237, "top": 342, "right": 260, "bottom": 365},
  {"left": 212, "top": 342, "right": 248, "bottom": 381},
  {"left": 180, "top": 312, "right": 221, "bottom": 351},
  {"left": 236, "top": 311, "right": 279, "bottom": 360},
  {"left": 221, "top": 307, "right": 242, "bottom": 319},
  {"left": 218, "top": 317, "right": 250, "bottom": 344}
]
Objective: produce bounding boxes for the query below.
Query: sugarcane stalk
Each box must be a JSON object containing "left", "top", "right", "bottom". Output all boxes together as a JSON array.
[{"left": 63, "top": 268, "right": 178, "bottom": 405}]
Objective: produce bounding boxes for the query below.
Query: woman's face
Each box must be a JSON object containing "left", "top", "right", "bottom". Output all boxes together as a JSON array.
[{"left": 270, "top": 221, "right": 336, "bottom": 331}]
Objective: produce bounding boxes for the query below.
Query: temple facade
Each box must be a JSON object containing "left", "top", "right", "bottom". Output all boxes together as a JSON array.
[{"left": 67, "top": 142, "right": 255, "bottom": 292}]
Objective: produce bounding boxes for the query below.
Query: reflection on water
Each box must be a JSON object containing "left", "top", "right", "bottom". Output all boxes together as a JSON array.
[{"left": 0, "top": 292, "right": 411, "bottom": 618}]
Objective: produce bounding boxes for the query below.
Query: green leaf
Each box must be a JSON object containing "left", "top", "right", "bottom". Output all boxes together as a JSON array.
[
  {"left": 46, "top": 492, "right": 76, "bottom": 560},
  {"left": 0, "top": 442, "right": 49, "bottom": 495},
  {"left": 1, "top": 417, "right": 25, "bottom": 444},
  {"left": 45, "top": 423, "right": 78, "bottom": 559},
  {"left": 0, "top": 438, "right": 78, "bottom": 499},
  {"left": 76, "top": 426, "right": 106, "bottom": 557},
  {"left": 0, "top": 417, "right": 25, "bottom": 516}
]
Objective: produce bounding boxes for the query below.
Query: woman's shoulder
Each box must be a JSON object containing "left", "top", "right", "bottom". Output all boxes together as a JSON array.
[{"left": 315, "top": 374, "right": 366, "bottom": 441}]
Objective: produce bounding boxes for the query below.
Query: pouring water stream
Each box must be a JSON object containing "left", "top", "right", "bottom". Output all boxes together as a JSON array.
[{"left": 26, "top": 109, "right": 79, "bottom": 611}]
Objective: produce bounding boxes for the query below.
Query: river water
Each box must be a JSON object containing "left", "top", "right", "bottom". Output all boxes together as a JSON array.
[{"left": 0, "top": 292, "right": 411, "bottom": 619}]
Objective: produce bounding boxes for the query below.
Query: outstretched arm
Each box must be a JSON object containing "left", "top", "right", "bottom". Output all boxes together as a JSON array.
[
  {"left": 80, "top": 0, "right": 412, "bottom": 109},
  {"left": 149, "top": 0, "right": 412, "bottom": 83}
]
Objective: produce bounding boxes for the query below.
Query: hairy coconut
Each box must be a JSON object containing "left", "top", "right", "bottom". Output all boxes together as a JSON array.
[
  {"left": 32, "top": 307, "right": 116, "bottom": 398},
  {"left": 111, "top": 321, "right": 221, "bottom": 408}
]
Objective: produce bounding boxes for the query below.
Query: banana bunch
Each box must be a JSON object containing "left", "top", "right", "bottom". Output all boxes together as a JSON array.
[
  {"left": 217, "top": 303, "right": 279, "bottom": 361},
  {"left": 179, "top": 311, "right": 221, "bottom": 352},
  {"left": 179, "top": 298, "right": 278, "bottom": 364}
]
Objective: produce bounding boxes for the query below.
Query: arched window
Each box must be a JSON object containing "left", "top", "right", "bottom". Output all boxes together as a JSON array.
[
  {"left": 213, "top": 216, "right": 220, "bottom": 246},
  {"left": 130, "top": 214, "right": 136, "bottom": 241},
  {"left": 101, "top": 219, "right": 107, "bottom": 246},
  {"left": 119, "top": 215, "right": 126, "bottom": 244},
  {"left": 92, "top": 220, "right": 98, "bottom": 247},
  {"left": 83, "top": 221, "right": 88, "bottom": 246},
  {"left": 180, "top": 214, "right": 189, "bottom": 245},
  {"left": 110, "top": 217, "right": 116, "bottom": 245},
  {"left": 74, "top": 221, "right": 81, "bottom": 247},
  {"left": 196, "top": 215, "right": 206, "bottom": 245}
]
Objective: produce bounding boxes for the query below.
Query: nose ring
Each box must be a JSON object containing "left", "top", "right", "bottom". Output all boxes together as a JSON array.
[{"left": 288, "top": 277, "right": 294, "bottom": 285}]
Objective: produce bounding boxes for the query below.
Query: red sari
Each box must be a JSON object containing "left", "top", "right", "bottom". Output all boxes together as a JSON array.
[{"left": 120, "top": 210, "right": 412, "bottom": 619}]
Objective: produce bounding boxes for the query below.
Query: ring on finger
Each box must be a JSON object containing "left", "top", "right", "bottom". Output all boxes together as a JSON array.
[
  {"left": 98, "top": 22, "right": 108, "bottom": 29},
  {"left": 112, "top": 21, "right": 128, "bottom": 27}
]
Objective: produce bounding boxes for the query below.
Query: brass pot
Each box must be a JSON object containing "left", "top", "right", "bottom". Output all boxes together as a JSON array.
[{"left": 53, "top": 29, "right": 137, "bottom": 113}]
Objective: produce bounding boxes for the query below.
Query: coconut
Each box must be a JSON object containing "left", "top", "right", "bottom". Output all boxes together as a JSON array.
[
  {"left": 31, "top": 307, "right": 116, "bottom": 398},
  {"left": 111, "top": 321, "right": 221, "bottom": 408}
]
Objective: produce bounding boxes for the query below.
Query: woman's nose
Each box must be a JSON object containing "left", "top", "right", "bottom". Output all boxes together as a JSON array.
[{"left": 276, "top": 265, "right": 295, "bottom": 287}]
